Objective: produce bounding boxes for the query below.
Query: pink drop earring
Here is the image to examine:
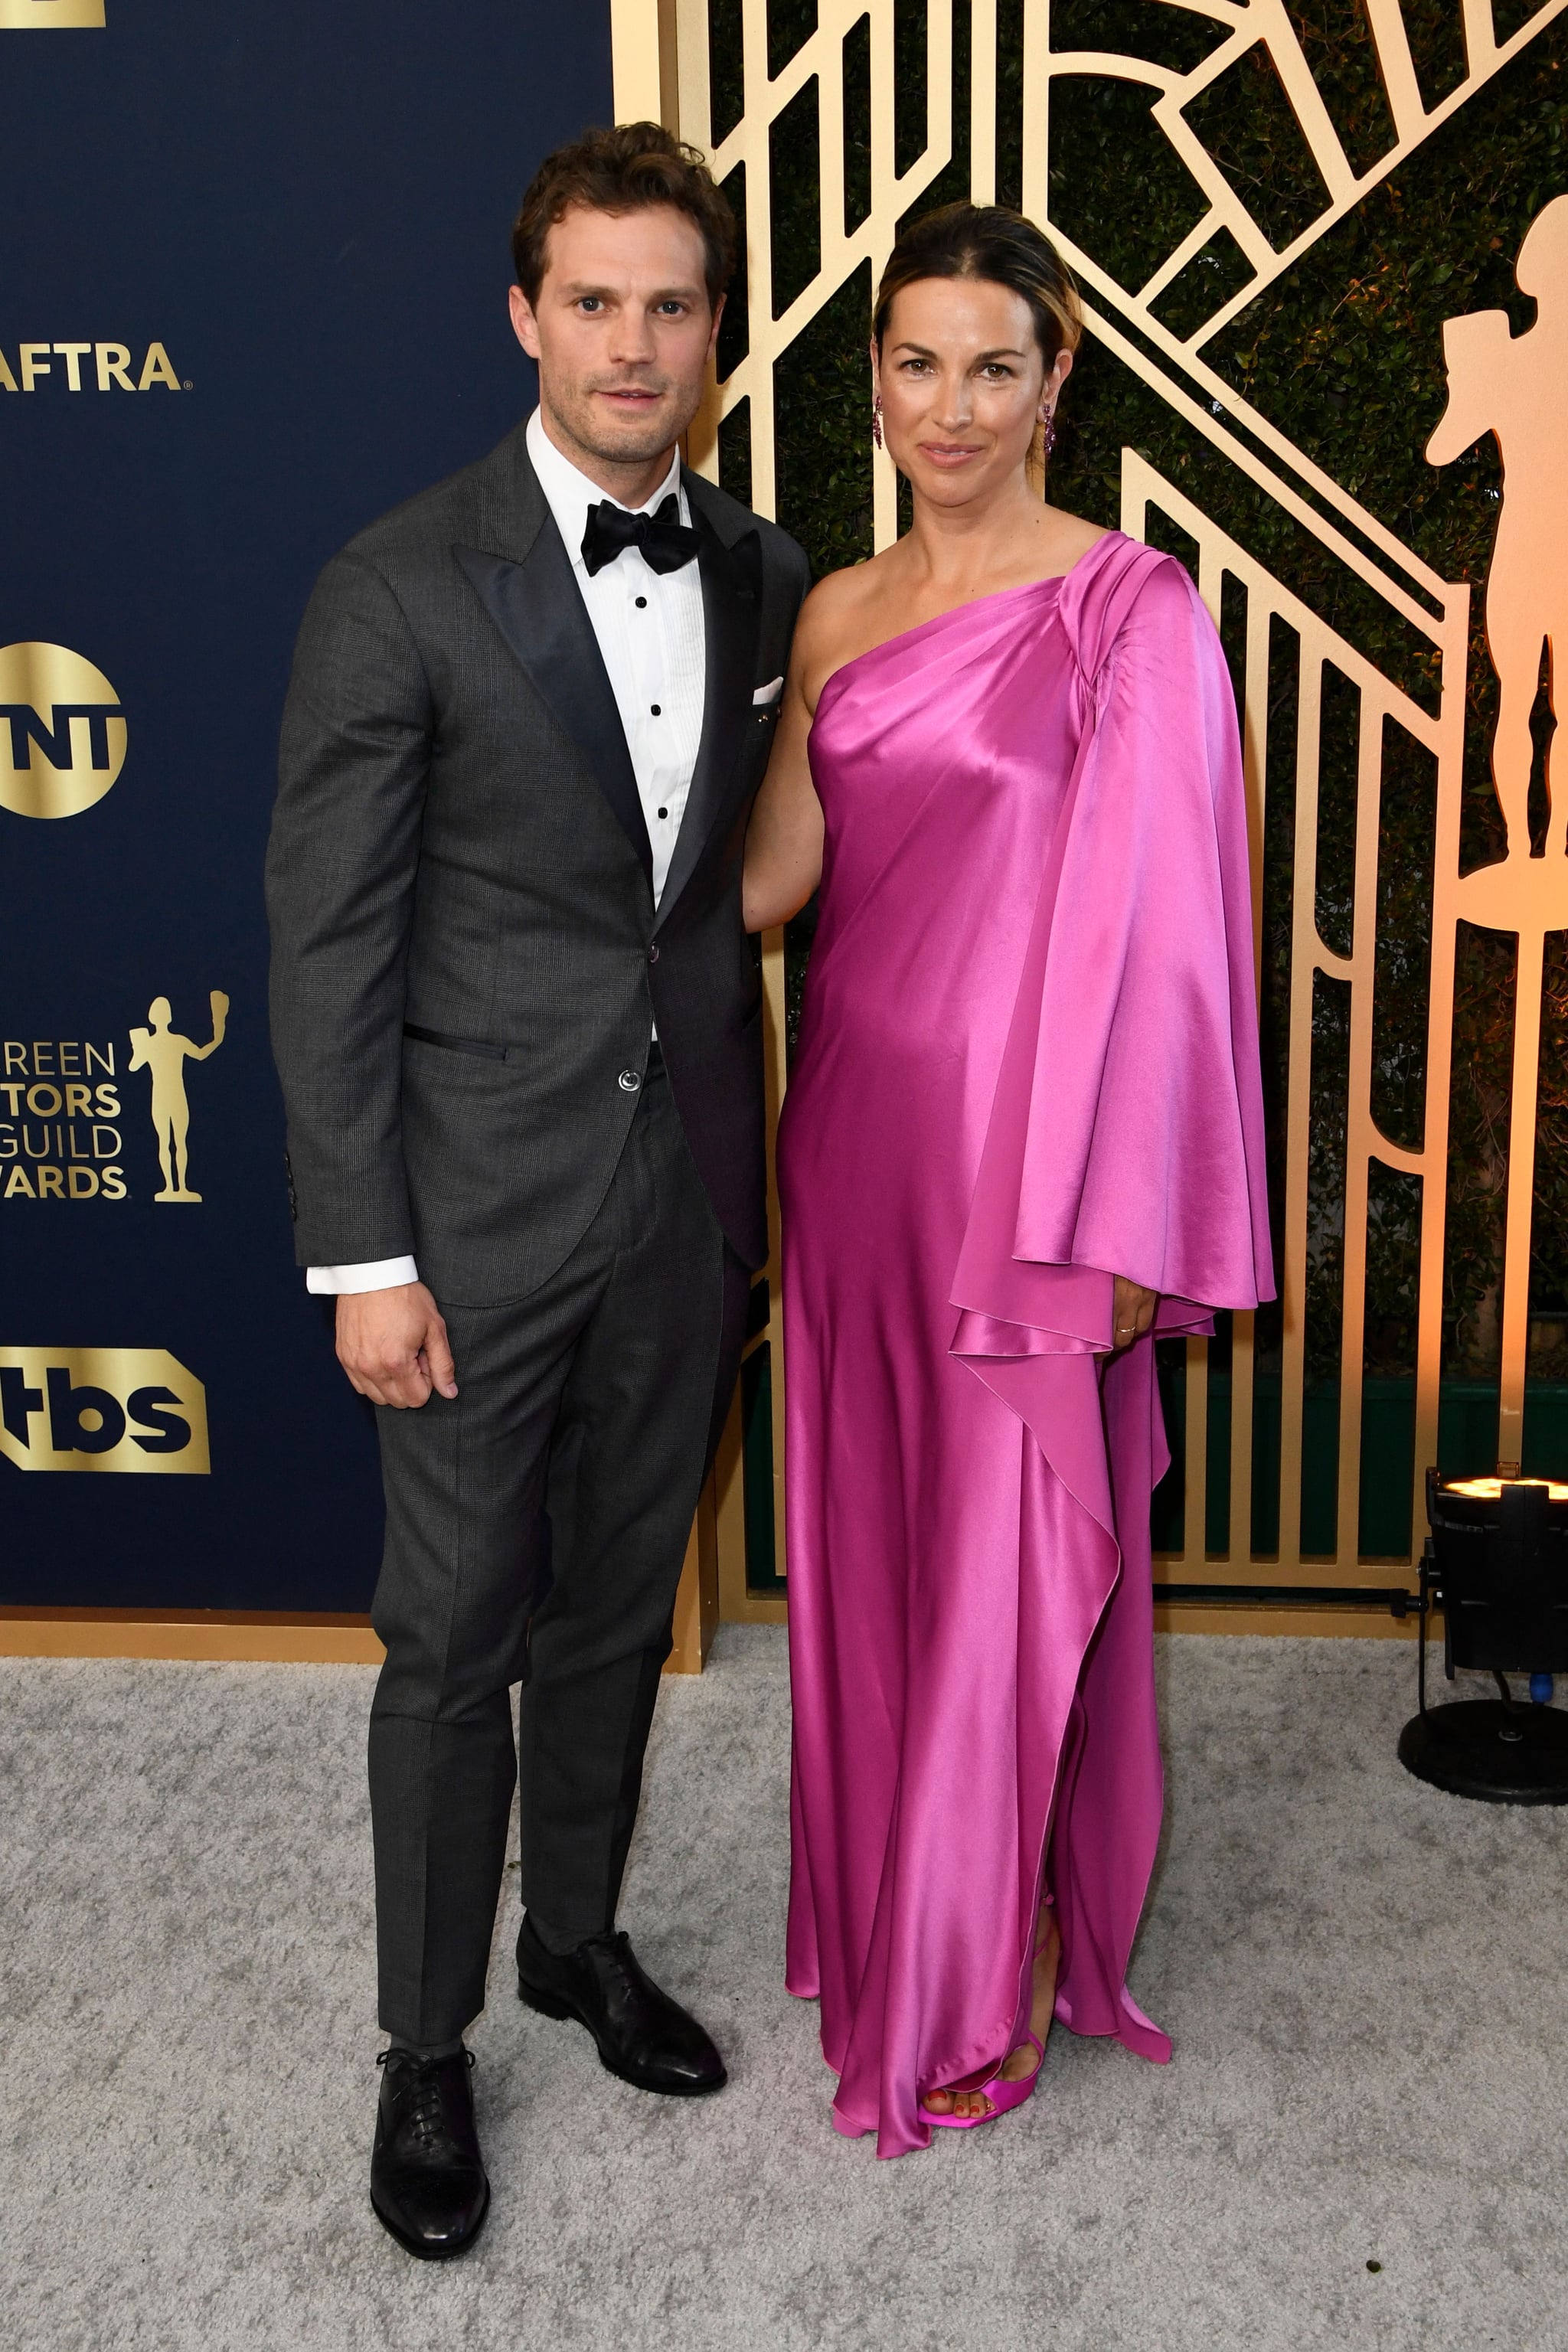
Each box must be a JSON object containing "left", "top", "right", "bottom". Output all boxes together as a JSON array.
[
  {"left": 871, "top": 394, "right": 884, "bottom": 451},
  {"left": 1041, "top": 402, "right": 1057, "bottom": 458}
]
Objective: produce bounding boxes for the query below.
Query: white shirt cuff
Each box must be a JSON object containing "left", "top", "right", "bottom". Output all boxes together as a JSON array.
[{"left": 306, "top": 1256, "right": 420, "bottom": 1295}]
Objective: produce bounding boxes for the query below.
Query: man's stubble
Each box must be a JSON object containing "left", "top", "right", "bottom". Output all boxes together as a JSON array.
[{"left": 542, "top": 368, "right": 705, "bottom": 479}]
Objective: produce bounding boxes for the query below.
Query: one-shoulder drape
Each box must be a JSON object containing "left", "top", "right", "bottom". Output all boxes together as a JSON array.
[{"left": 779, "top": 532, "right": 1272, "bottom": 2158}]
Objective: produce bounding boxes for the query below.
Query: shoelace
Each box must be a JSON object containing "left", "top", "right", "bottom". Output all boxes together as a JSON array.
[{"left": 377, "top": 2047, "right": 473, "bottom": 2150}]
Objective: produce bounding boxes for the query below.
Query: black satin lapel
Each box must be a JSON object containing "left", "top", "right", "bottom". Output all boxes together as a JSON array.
[
  {"left": 455, "top": 534, "right": 652, "bottom": 886},
  {"left": 655, "top": 522, "right": 761, "bottom": 928}
]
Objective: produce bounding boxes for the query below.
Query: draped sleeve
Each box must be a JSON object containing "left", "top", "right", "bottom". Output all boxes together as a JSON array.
[{"left": 951, "top": 540, "right": 1273, "bottom": 1357}]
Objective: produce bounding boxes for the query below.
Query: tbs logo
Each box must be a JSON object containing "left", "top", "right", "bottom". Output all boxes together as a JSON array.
[{"left": 0, "top": 1348, "right": 209, "bottom": 1475}]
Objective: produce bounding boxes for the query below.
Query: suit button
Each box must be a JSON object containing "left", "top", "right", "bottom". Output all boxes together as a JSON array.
[
  {"left": 648, "top": 943, "right": 660, "bottom": 964},
  {"left": 618, "top": 1068, "right": 642, "bottom": 1093}
]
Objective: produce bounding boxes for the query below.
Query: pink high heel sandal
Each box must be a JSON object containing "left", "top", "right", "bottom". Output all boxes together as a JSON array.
[
  {"left": 921, "top": 1918, "right": 1058, "bottom": 2132},
  {"left": 921, "top": 2030, "right": 1045, "bottom": 2131}
]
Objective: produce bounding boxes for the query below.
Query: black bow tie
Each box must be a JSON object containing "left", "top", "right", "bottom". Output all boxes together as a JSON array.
[{"left": 581, "top": 495, "right": 702, "bottom": 579}]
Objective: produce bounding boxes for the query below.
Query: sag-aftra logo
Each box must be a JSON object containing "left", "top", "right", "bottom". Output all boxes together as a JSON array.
[
  {"left": 0, "top": 343, "right": 181, "bottom": 393},
  {"left": 0, "top": 644, "right": 126, "bottom": 819},
  {"left": 0, "top": 1348, "right": 210, "bottom": 1475},
  {"left": 0, "top": 4, "right": 106, "bottom": 28}
]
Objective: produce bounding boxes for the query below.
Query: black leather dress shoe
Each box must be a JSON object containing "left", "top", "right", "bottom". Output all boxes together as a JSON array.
[
  {"left": 516, "top": 1915, "right": 727, "bottom": 2096},
  {"left": 370, "top": 2047, "right": 490, "bottom": 2259}
]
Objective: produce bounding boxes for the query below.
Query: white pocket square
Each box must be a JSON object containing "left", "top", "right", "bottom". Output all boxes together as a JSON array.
[{"left": 752, "top": 677, "right": 784, "bottom": 706}]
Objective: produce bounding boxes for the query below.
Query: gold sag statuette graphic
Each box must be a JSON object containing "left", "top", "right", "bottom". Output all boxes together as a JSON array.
[
  {"left": 0, "top": 3, "right": 105, "bottom": 25},
  {"left": 0, "top": 643, "right": 125, "bottom": 819},
  {"left": 1423, "top": 192, "right": 1568, "bottom": 1465},
  {"left": 128, "top": 992, "right": 227, "bottom": 1202},
  {"left": 1429, "top": 195, "right": 1568, "bottom": 918},
  {"left": 0, "top": 1348, "right": 208, "bottom": 1476}
]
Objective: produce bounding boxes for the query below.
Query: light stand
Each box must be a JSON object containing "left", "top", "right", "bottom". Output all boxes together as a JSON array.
[{"left": 1398, "top": 1469, "right": 1568, "bottom": 1805}]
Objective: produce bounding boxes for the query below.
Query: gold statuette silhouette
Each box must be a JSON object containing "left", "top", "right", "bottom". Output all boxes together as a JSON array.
[
  {"left": 1429, "top": 193, "right": 1568, "bottom": 914},
  {"left": 1426, "top": 194, "right": 1568, "bottom": 1468},
  {"left": 128, "top": 990, "right": 229, "bottom": 1202}
]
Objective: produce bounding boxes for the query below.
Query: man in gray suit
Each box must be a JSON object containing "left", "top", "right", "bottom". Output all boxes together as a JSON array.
[{"left": 266, "top": 122, "right": 808, "bottom": 2259}]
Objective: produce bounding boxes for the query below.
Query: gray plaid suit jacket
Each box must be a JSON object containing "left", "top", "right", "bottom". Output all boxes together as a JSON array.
[{"left": 266, "top": 423, "right": 809, "bottom": 1306}]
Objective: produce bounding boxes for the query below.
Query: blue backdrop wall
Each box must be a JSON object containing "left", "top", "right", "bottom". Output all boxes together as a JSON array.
[{"left": 2, "top": 0, "right": 612, "bottom": 1610}]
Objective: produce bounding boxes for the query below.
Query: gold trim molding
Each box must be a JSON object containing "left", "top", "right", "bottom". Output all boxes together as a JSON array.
[{"left": 0, "top": 1608, "right": 385, "bottom": 1664}]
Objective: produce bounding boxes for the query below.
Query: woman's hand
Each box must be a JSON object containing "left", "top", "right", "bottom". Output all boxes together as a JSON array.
[{"left": 1111, "top": 1276, "right": 1158, "bottom": 1351}]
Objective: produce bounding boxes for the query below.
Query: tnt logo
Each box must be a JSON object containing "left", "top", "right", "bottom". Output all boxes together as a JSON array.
[
  {"left": 0, "top": 5, "right": 106, "bottom": 28},
  {"left": 0, "top": 644, "right": 126, "bottom": 819},
  {"left": 0, "top": 1348, "right": 208, "bottom": 1475}
]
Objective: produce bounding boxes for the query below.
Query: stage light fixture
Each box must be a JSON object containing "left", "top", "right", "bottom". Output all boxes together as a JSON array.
[{"left": 1399, "top": 1469, "right": 1568, "bottom": 1803}]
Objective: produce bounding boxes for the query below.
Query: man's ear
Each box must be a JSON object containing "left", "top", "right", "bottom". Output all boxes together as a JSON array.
[
  {"left": 706, "top": 292, "right": 725, "bottom": 361},
  {"left": 509, "top": 283, "right": 542, "bottom": 361}
]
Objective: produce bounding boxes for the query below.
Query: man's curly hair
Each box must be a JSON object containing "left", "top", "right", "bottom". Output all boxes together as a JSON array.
[{"left": 512, "top": 121, "right": 737, "bottom": 309}]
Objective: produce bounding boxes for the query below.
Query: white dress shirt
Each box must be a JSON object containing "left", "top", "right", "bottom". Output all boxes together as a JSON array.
[{"left": 308, "top": 409, "right": 707, "bottom": 1298}]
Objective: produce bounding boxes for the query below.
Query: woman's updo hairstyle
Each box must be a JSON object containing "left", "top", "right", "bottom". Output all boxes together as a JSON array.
[{"left": 873, "top": 204, "right": 1082, "bottom": 479}]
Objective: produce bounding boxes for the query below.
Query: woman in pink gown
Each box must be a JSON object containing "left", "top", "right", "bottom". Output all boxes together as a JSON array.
[{"left": 743, "top": 206, "right": 1272, "bottom": 2158}]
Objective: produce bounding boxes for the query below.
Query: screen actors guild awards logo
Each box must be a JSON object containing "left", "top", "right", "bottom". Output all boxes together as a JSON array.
[
  {"left": 0, "top": 3, "right": 106, "bottom": 25},
  {"left": 0, "top": 1348, "right": 208, "bottom": 1476},
  {"left": 0, "top": 1040, "right": 122, "bottom": 1200},
  {"left": 0, "top": 643, "right": 126, "bottom": 818},
  {"left": 128, "top": 991, "right": 228, "bottom": 1202}
]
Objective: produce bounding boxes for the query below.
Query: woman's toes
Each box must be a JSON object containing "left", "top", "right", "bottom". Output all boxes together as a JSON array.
[{"left": 924, "top": 2082, "right": 999, "bottom": 2118}]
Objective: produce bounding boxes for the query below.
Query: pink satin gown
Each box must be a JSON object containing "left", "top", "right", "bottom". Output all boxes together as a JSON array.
[{"left": 779, "top": 531, "right": 1273, "bottom": 2158}]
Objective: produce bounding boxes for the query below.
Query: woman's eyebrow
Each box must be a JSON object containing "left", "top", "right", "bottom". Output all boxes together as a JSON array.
[{"left": 890, "top": 341, "right": 1030, "bottom": 361}]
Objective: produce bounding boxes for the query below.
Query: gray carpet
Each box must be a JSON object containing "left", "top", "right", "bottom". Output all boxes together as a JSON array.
[{"left": 2, "top": 1627, "right": 1565, "bottom": 2352}]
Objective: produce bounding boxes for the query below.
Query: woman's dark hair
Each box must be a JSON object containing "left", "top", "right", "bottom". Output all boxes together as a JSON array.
[
  {"left": 873, "top": 203, "right": 1082, "bottom": 368},
  {"left": 512, "top": 121, "right": 737, "bottom": 311}
]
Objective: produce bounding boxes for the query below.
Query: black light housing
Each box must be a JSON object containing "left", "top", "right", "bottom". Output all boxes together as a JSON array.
[{"left": 1399, "top": 1468, "right": 1568, "bottom": 1803}]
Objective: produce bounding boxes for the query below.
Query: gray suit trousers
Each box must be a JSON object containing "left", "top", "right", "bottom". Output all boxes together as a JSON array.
[{"left": 368, "top": 1057, "right": 747, "bottom": 2043}]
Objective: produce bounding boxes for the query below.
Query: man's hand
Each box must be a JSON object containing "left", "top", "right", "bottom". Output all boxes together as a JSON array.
[
  {"left": 1112, "top": 1276, "right": 1158, "bottom": 1351},
  {"left": 335, "top": 1282, "right": 458, "bottom": 1409}
]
